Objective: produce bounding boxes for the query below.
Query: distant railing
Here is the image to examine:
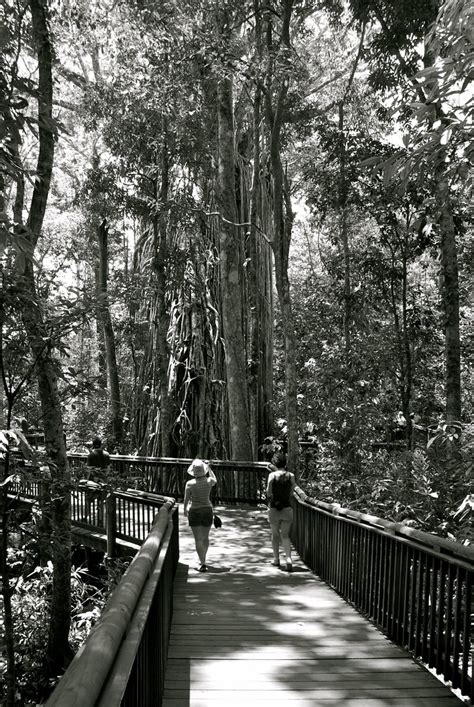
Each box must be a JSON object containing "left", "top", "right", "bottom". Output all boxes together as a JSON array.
[
  {"left": 68, "top": 453, "right": 271, "bottom": 504},
  {"left": 46, "top": 497, "right": 179, "bottom": 706},
  {"left": 9, "top": 475, "right": 167, "bottom": 554},
  {"left": 292, "top": 487, "right": 474, "bottom": 702}
]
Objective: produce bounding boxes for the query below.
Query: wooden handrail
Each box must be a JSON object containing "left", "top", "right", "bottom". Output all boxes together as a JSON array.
[
  {"left": 292, "top": 486, "right": 474, "bottom": 702},
  {"left": 68, "top": 453, "right": 271, "bottom": 469},
  {"left": 46, "top": 498, "right": 177, "bottom": 706},
  {"left": 68, "top": 453, "right": 272, "bottom": 504},
  {"left": 294, "top": 486, "right": 474, "bottom": 566},
  {"left": 10, "top": 455, "right": 474, "bottom": 707}
]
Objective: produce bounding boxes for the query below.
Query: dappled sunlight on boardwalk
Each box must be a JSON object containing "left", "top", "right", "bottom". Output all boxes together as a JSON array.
[{"left": 162, "top": 506, "right": 461, "bottom": 706}]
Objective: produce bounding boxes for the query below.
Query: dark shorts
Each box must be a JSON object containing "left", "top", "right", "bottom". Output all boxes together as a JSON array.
[
  {"left": 268, "top": 506, "right": 293, "bottom": 525},
  {"left": 188, "top": 507, "right": 213, "bottom": 527}
]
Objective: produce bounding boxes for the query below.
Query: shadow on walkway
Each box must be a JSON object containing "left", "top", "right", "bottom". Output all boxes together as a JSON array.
[{"left": 163, "top": 505, "right": 460, "bottom": 706}]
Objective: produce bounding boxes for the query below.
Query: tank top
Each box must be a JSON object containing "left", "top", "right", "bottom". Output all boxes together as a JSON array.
[
  {"left": 270, "top": 471, "right": 292, "bottom": 510},
  {"left": 188, "top": 477, "right": 213, "bottom": 509}
]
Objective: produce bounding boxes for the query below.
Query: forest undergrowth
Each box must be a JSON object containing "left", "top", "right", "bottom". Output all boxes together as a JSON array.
[
  {"left": 299, "top": 423, "right": 473, "bottom": 545},
  {"left": 0, "top": 511, "right": 127, "bottom": 706}
]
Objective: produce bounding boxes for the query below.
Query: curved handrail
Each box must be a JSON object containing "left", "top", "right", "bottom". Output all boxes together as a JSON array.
[
  {"left": 293, "top": 485, "right": 474, "bottom": 566},
  {"left": 292, "top": 485, "right": 473, "bottom": 701},
  {"left": 68, "top": 453, "right": 271, "bottom": 504},
  {"left": 46, "top": 497, "right": 177, "bottom": 707},
  {"left": 68, "top": 452, "right": 271, "bottom": 469}
]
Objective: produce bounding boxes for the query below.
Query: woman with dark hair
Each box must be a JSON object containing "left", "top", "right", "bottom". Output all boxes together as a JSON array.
[
  {"left": 266, "top": 454, "right": 296, "bottom": 571},
  {"left": 183, "top": 459, "right": 217, "bottom": 572},
  {"left": 83, "top": 437, "right": 110, "bottom": 521},
  {"left": 87, "top": 437, "right": 110, "bottom": 472}
]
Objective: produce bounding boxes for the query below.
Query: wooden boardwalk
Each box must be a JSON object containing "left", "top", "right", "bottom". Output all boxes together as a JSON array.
[{"left": 162, "top": 506, "right": 461, "bottom": 707}]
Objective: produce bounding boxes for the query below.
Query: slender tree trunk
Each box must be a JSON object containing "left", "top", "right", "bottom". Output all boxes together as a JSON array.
[
  {"left": 261, "top": 247, "right": 274, "bottom": 443},
  {"left": 338, "top": 102, "right": 352, "bottom": 355},
  {"left": 264, "top": 0, "right": 298, "bottom": 476},
  {"left": 151, "top": 119, "right": 173, "bottom": 457},
  {"left": 248, "top": 5, "right": 274, "bottom": 455},
  {"left": 248, "top": 89, "right": 260, "bottom": 456},
  {"left": 248, "top": 83, "right": 275, "bottom": 456},
  {"left": 388, "top": 246, "right": 410, "bottom": 444},
  {"left": 0, "top": 491, "right": 15, "bottom": 706},
  {"left": 0, "top": 172, "right": 5, "bottom": 429},
  {"left": 96, "top": 219, "right": 122, "bottom": 445},
  {"left": 400, "top": 244, "right": 413, "bottom": 445},
  {"left": 0, "top": 382, "right": 15, "bottom": 705},
  {"left": 22, "top": 264, "right": 73, "bottom": 673},
  {"left": 216, "top": 69, "right": 253, "bottom": 460},
  {"left": 268, "top": 144, "right": 298, "bottom": 475},
  {"left": 22, "top": 0, "right": 73, "bottom": 674},
  {"left": 95, "top": 299, "right": 107, "bottom": 391},
  {"left": 437, "top": 173, "right": 461, "bottom": 422}
]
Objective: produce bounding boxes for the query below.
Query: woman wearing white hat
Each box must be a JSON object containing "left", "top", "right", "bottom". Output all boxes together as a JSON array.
[{"left": 183, "top": 458, "right": 217, "bottom": 572}]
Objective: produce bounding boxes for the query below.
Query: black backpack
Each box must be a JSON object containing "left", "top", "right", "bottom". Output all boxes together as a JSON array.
[
  {"left": 87, "top": 448, "right": 109, "bottom": 469},
  {"left": 271, "top": 472, "right": 292, "bottom": 510}
]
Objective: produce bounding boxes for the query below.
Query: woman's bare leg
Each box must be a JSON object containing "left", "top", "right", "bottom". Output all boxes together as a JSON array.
[
  {"left": 270, "top": 521, "right": 281, "bottom": 563},
  {"left": 191, "top": 525, "right": 210, "bottom": 566},
  {"left": 280, "top": 518, "right": 293, "bottom": 568}
]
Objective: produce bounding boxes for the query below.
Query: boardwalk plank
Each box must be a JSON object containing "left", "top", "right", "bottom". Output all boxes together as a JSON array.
[
  {"left": 163, "top": 698, "right": 459, "bottom": 706},
  {"left": 165, "top": 684, "right": 460, "bottom": 705},
  {"left": 165, "top": 657, "right": 428, "bottom": 675},
  {"left": 165, "top": 678, "right": 447, "bottom": 690},
  {"left": 161, "top": 507, "right": 461, "bottom": 706}
]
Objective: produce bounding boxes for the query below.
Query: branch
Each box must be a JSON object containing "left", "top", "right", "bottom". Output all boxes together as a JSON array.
[
  {"left": 26, "top": 0, "right": 55, "bottom": 245},
  {"left": 304, "top": 69, "right": 350, "bottom": 98},
  {"left": 53, "top": 99, "right": 80, "bottom": 112},
  {"left": 342, "top": 22, "right": 366, "bottom": 103},
  {"left": 54, "top": 63, "right": 88, "bottom": 89},
  {"left": 204, "top": 211, "right": 272, "bottom": 244}
]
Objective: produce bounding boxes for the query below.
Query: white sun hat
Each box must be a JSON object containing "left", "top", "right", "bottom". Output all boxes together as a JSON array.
[{"left": 186, "top": 459, "right": 208, "bottom": 477}]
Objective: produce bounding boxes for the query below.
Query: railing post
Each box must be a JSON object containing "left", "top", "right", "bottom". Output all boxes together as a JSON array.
[{"left": 106, "top": 493, "right": 116, "bottom": 559}]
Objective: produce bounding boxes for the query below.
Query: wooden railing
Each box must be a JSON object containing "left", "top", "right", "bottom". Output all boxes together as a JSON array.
[
  {"left": 46, "top": 497, "right": 179, "bottom": 706},
  {"left": 12, "top": 456, "right": 472, "bottom": 702},
  {"left": 9, "top": 476, "right": 167, "bottom": 554},
  {"left": 292, "top": 487, "right": 474, "bottom": 702},
  {"left": 74, "top": 487, "right": 167, "bottom": 550},
  {"left": 68, "top": 453, "right": 271, "bottom": 504}
]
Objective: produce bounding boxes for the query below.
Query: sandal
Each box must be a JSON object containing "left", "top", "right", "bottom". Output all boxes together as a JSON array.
[{"left": 198, "top": 564, "right": 207, "bottom": 573}]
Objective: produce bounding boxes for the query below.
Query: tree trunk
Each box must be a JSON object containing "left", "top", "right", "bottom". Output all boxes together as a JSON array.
[
  {"left": 389, "top": 240, "right": 413, "bottom": 447},
  {"left": 216, "top": 70, "right": 253, "bottom": 460},
  {"left": 95, "top": 290, "right": 107, "bottom": 392},
  {"left": 248, "top": 81, "right": 274, "bottom": 456},
  {"left": 269, "top": 150, "right": 298, "bottom": 475},
  {"left": 0, "top": 399, "right": 15, "bottom": 705},
  {"left": 264, "top": 0, "right": 298, "bottom": 476},
  {"left": 21, "top": 0, "right": 73, "bottom": 675},
  {"left": 338, "top": 102, "right": 352, "bottom": 355},
  {"left": 437, "top": 173, "right": 462, "bottom": 422},
  {"left": 151, "top": 120, "right": 173, "bottom": 457},
  {"left": 96, "top": 219, "right": 122, "bottom": 446},
  {"left": 400, "top": 242, "right": 413, "bottom": 445},
  {"left": 0, "top": 490, "right": 15, "bottom": 706},
  {"left": 21, "top": 264, "right": 73, "bottom": 672},
  {"left": 0, "top": 171, "right": 5, "bottom": 429}
]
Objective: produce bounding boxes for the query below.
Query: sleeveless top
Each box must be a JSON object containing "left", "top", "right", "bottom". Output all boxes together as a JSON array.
[
  {"left": 187, "top": 477, "right": 214, "bottom": 509},
  {"left": 87, "top": 448, "right": 110, "bottom": 469},
  {"left": 270, "top": 471, "right": 292, "bottom": 510}
]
